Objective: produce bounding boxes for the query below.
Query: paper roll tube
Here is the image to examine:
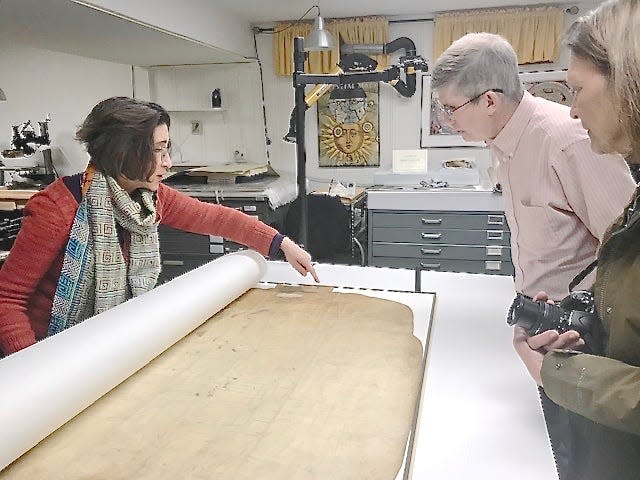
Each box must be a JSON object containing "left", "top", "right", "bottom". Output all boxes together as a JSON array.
[{"left": 0, "top": 250, "right": 266, "bottom": 470}]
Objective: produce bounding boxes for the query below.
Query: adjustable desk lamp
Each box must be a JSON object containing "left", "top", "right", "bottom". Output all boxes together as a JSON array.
[{"left": 290, "top": 36, "right": 428, "bottom": 248}]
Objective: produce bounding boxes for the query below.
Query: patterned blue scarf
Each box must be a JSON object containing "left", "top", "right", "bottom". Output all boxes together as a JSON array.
[{"left": 48, "top": 169, "right": 161, "bottom": 336}]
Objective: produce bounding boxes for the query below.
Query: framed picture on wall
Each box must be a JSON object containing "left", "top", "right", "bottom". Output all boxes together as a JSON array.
[
  {"left": 420, "top": 75, "right": 485, "bottom": 148},
  {"left": 519, "top": 70, "right": 573, "bottom": 106},
  {"left": 420, "top": 70, "right": 572, "bottom": 148},
  {"left": 317, "top": 82, "right": 380, "bottom": 167}
]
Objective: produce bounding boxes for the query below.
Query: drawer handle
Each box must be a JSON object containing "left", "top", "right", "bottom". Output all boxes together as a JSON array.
[
  {"left": 210, "top": 244, "right": 225, "bottom": 254},
  {"left": 421, "top": 218, "right": 442, "bottom": 225},
  {"left": 420, "top": 248, "right": 442, "bottom": 255},
  {"left": 487, "top": 230, "right": 504, "bottom": 241},
  {"left": 162, "top": 260, "right": 184, "bottom": 266},
  {"left": 487, "top": 214, "right": 505, "bottom": 225},
  {"left": 486, "top": 246, "right": 504, "bottom": 256},
  {"left": 485, "top": 261, "right": 502, "bottom": 271},
  {"left": 421, "top": 232, "right": 442, "bottom": 239},
  {"left": 420, "top": 263, "right": 441, "bottom": 269}
]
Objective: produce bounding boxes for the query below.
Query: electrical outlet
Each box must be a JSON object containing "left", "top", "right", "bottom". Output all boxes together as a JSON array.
[{"left": 191, "top": 120, "right": 202, "bottom": 135}]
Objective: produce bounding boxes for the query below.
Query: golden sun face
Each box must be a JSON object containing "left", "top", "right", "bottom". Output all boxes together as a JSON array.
[{"left": 319, "top": 115, "right": 376, "bottom": 166}]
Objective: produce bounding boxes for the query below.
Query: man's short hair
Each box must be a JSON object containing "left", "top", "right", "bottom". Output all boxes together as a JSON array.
[{"left": 431, "top": 32, "right": 524, "bottom": 103}]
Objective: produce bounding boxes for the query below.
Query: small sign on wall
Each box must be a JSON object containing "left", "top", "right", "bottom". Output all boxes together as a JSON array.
[{"left": 392, "top": 150, "right": 428, "bottom": 174}]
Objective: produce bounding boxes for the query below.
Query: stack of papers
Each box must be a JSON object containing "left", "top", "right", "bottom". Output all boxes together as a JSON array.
[
  {"left": 0, "top": 188, "right": 37, "bottom": 210},
  {"left": 185, "top": 162, "right": 276, "bottom": 184}
]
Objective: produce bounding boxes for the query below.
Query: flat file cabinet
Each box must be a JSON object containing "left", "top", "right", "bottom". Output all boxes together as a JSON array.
[
  {"left": 368, "top": 209, "right": 514, "bottom": 276},
  {"left": 158, "top": 196, "right": 287, "bottom": 284}
]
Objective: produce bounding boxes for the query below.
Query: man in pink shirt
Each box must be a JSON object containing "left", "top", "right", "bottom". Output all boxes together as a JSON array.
[{"left": 431, "top": 33, "right": 636, "bottom": 480}]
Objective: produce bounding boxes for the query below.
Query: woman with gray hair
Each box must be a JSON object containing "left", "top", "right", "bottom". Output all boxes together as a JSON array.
[{"left": 518, "top": 1, "right": 640, "bottom": 478}]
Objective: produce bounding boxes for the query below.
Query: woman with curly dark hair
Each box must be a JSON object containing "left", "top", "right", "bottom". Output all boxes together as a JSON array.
[{"left": 0, "top": 96, "right": 318, "bottom": 356}]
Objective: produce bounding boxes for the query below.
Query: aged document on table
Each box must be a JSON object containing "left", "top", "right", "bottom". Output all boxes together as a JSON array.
[{"left": 3, "top": 285, "right": 423, "bottom": 480}]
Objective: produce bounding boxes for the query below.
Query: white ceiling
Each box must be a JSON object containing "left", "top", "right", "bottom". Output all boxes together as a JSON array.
[
  {"left": 216, "top": 0, "right": 569, "bottom": 24},
  {"left": 0, "top": 0, "right": 583, "bottom": 66}
]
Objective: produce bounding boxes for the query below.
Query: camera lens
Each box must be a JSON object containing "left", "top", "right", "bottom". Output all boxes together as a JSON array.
[
  {"left": 507, "top": 293, "right": 565, "bottom": 335},
  {"left": 507, "top": 294, "right": 544, "bottom": 332},
  {"left": 507, "top": 291, "right": 600, "bottom": 352}
]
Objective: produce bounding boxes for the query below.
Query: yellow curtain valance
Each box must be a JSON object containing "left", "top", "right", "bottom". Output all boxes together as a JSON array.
[
  {"left": 273, "top": 16, "right": 389, "bottom": 76},
  {"left": 433, "top": 6, "right": 564, "bottom": 64}
]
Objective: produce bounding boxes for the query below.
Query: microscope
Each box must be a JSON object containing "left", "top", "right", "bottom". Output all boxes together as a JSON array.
[
  {"left": 10, "top": 116, "right": 51, "bottom": 155},
  {"left": 1, "top": 115, "right": 56, "bottom": 187}
]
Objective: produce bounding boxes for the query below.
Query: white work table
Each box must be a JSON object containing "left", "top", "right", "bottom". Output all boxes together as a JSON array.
[{"left": 262, "top": 262, "right": 558, "bottom": 480}]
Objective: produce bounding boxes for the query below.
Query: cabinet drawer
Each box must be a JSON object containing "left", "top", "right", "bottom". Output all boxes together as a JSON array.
[
  {"left": 223, "top": 241, "right": 248, "bottom": 254},
  {"left": 372, "top": 227, "right": 510, "bottom": 245},
  {"left": 371, "top": 256, "right": 514, "bottom": 276},
  {"left": 218, "top": 199, "right": 269, "bottom": 216},
  {"left": 158, "top": 253, "right": 212, "bottom": 284},
  {"left": 158, "top": 226, "right": 210, "bottom": 254},
  {"left": 209, "top": 199, "right": 284, "bottom": 229},
  {"left": 371, "top": 211, "right": 507, "bottom": 230},
  {"left": 372, "top": 242, "right": 511, "bottom": 261}
]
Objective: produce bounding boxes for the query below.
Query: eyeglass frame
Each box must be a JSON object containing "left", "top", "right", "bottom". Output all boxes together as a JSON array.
[
  {"left": 436, "top": 88, "right": 504, "bottom": 121},
  {"left": 152, "top": 141, "right": 172, "bottom": 160}
]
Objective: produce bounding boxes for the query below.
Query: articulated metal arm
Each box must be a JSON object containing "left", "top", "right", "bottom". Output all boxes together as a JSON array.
[{"left": 288, "top": 36, "right": 428, "bottom": 247}]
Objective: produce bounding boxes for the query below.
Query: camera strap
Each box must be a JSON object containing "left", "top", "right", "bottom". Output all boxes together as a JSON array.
[
  {"left": 568, "top": 190, "right": 640, "bottom": 293},
  {"left": 569, "top": 259, "right": 598, "bottom": 292}
]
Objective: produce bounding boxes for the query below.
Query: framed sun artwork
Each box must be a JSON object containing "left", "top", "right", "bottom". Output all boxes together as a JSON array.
[
  {"left": 420, "top": 70, "right": 573, "bottom": 148},
  {"left": 317, "top": 82, "right": 380, "bottom": 167}
]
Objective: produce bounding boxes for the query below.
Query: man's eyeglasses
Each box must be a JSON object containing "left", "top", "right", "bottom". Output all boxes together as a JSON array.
[
  {"left": 436, "top": 89, "right": 504, "bottom": 120},
  {"left": 152, "top": 141, "right": 172, "bottom": 159}
]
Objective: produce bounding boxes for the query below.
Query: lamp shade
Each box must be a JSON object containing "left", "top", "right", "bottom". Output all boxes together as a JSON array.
[
  {"left": 304, "top": 15, "right": 335, "bottom": 51},
  {"left": 0, "top": 88, "right": 6, "bottom": 101}
]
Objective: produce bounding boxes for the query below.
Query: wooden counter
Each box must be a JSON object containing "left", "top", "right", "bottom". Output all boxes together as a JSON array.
[{"left": 0, "top": 188, "right": 38, "bottom": 210}]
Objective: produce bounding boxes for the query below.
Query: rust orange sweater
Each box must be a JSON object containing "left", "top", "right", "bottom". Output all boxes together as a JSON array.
[{"left": 0, "top": 178, "right": 278, "bottom": 355}]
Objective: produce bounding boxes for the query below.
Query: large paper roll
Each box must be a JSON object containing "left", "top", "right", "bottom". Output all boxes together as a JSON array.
[{"left": 0, "top": 250, "right": 266, "bottom": 470}]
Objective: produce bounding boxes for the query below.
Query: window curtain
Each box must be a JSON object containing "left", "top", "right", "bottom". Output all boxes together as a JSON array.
[
  {"left": 433, "top": 6, "right": 564, "bottom": 64},
  {"left": 273, "top": 16, "right": 389, "bottom": 76}
]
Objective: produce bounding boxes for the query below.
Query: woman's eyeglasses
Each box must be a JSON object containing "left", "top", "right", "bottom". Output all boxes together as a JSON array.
[
  {"left": 152, "top": 141, "right": 172, "bottom": 159},
  {"left": 436, "top": 89, "right": 504, "bottom": 120}
]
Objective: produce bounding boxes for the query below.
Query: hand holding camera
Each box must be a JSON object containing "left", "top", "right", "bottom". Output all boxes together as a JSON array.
[{"left": 507, "top": 290, "right": 602, "bottom": 355}]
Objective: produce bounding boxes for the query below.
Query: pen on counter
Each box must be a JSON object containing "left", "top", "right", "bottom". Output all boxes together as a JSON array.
[{"left": 328, "top": 178, "right": 334, "bottom": 195}]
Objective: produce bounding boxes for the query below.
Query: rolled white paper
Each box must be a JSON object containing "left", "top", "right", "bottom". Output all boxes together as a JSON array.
[{"left": 0, "top": 250, "right": 266, "bottom": 470}]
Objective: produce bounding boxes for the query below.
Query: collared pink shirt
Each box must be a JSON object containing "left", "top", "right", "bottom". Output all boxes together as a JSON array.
[{"left": 489, "top": 91, "right": 636, "bottom": 300}]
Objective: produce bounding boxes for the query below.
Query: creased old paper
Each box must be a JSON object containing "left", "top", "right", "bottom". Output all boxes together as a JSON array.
[
  {"left": 0, "top": 250, "right": 266, "bottom": 470},
  {"left": 2, "top": 285, "right": 423, "bottom": 479}
]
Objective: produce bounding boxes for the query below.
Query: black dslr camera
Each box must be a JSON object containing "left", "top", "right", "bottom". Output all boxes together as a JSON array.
[{"left": 507, "top": 291, "right": 601, "bottom": 353}]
